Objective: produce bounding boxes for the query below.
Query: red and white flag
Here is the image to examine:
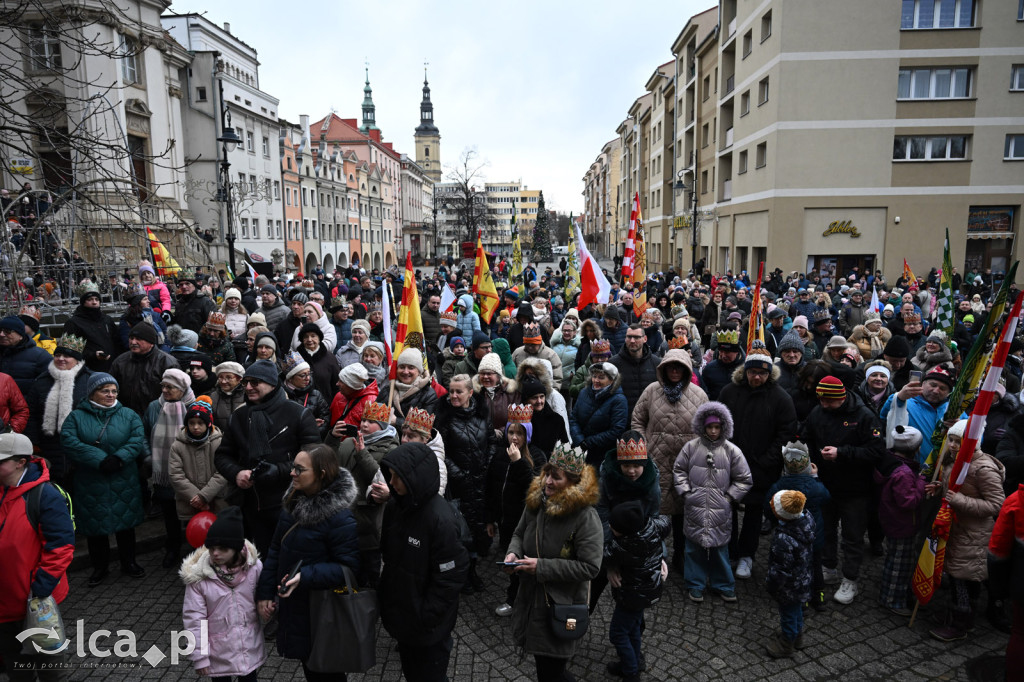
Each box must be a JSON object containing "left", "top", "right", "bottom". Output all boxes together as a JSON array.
[
  {"left": 575, "top": 220, "right": 611, "bottom": 310},
  {"left": 621, "top": 192, "right": 640, "bottom": 281},
  {"left": 439, "top": 283, "right": 457, "bottom": 313}
]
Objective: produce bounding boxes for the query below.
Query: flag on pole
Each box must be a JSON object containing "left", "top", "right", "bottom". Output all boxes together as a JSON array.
[
  {"left": 745, "top": 261, "right": 766, "bottom": 353},
  {"left": 380, "top": 280, "right": 395, "bottom": 373},
  {"left": 903, "top": 259, "right": 918, "bottom": 291},
  {"left": 472, "top": 231, "right": 500, "bottom": 324},
  {"left": 565, "top": 214, "right": 580, "bottom": 302},
  {"left": 146, "top": 228, "right": 181, "bottom": 276},
  {"left": 246, "top": 262, "right": 258, "bottom": 282},
  {"left": 510, "top": 199, "right": 523, "bottom": 288},
  {"left": 632, "top": 206, "right": 648, "bottom": 318},
  {"left": 392, "top": 251, "right": 425, "bottom": 378},
  {"left": 935, "top": 229, "right": 956, "bottom": 340},
  {"left": 621, "top": 192, "right": 640, "bottom": 282},
  {"left": 439, "top": 282, "right": 457, "bottom": 313},
  {"left": 913, "top": 289, "right": 1022, "bottom": 606},
  {"left": 870, "top": 286, "right": 881, "bottom": 314},
  {"left": 575, "top": 220, "right": 611, "bottom": 310}
]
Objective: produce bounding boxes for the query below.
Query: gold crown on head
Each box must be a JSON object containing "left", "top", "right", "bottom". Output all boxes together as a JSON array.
[
  {"left": 440, "top": 311, "right": 458, "bottom": 323},
  {"left": 405, "top": 407, "right": 435, "bottom": 434},
  {"left": 507, "top": 403, "right": 534, "bottom": 425},
  {"left": 590, "top": 339, "right": 611, "bottom": 354},
  {"left": 363, "top": 402, "right": 392, "bottom": 424},
  {"left": 716, "top": 330, "right": 740, "bottom": 345},
  {"left": 550, "top": 441, "right": 586, "bottom": 477},
  {"left": 616, "top": 438, "right": 647, "bottom": 461},
  {"left": 206, "top": 311, "right": 226, "bottom": 327},
  {"left": 56, "top": 333, "right": 87, "bottom": 354},
  {"left": 667, "top": 336, "right": 689, "bottom": 350}
]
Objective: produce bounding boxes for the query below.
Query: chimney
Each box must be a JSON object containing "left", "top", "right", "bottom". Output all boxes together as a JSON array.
[{"left": 223, "top": 22, "right": 231, "bottom": 33}]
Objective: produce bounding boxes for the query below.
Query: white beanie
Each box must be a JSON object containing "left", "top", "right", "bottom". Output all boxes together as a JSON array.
[
  {"left": 946, "top": 419, "right": 969, "bottom": 439},
  {"left": 339, "top": 363, "right": 369, "bottom": 390},
  {"left": 478, "top": 352, "right": 504, "bottom": 376},
  {"left": 285, "top": 358, "right": 311, "bottom": 380},
  {"left": 224, "top": 288, "right": 242, "bottom": 301},
  {"left": 397, "top": 347, "right": 423, "bottom": 369}
]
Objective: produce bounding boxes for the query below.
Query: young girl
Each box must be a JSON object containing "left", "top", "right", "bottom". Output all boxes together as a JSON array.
[{"left": 180, "top": 506, "right": 265, "bottom": 681}]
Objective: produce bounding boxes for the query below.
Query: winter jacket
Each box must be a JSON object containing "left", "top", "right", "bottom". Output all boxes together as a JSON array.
[
  {"left": 261, "top": 298, "right": 290, "bottom": 333},
  {"left": 485, "top": 441, "right": 547, "bottom": 549},
  {"left": 334, "top": 340, "right": 367, "bottom": 370},
  {"left": 872, "top": 451, "right": 927, "bottom": 539},
  {"left": 379, "top": 443, "right": 469, "bottom": 646},
  {"left": 451, "top": 350, "right": 482, "bottom": 380},
  {"left": 289, "top": 315, "right": 338, "bottom": 355},
  {"left": 988, "top": 485, "right": 1024, "bottom": 603},
  {"left": 297, "top": 344, "right": 340, "bottom": 403},
  {"left": 880, "top": 393, "right": 950, "bottom": 467},
  {"left": 329, "top": 380, "right": 379, "bottom": 428},
  {"left": 0, "top": 372, "right": 29, "bottom": 433},
  {"left": 0, "top": 335, "right": 53, "bottom": 398},
  {"left": 491, "top": 337, "right": 518, "bottom": 380},
  {"left": 596, "top": 448, "right": 661, "bottom": 545},
  {"left": 471, "top": 373, "right": 518, "bottom": 433},
  {"left": 435, "top": 395, "right": 497, "bottom": 554},
  {"left": 765, "top": 473, "right": 831, "bottom": 551},
  {"left": 330, "top": 317, "right": 352, "bottom": 348},
  {"left": 609, "top": 345, "right": 660, "bottom": 418},
  {"left": 699, "top": 353, "right": 744, "bottom": 401},
  {"left": 0, "top": 459, "right": 74, "bottom": 623},
  {"left": 196, "top": 334, "right": 236, "bottom": 367},
  {"left": 173, "top": 292, "right": 217, "bottom": 334},
  {"left": 549, "top": 329, "right": 580, "bottom": 388},
  {"left": 63, "top": 306, "right": 121, "bottom": 372},
  {"left": 223, "top": 309, "right": 248, "bottom": 340},
  {"left": 856, "top": 378, "right": 896, "bottom": 418},
  {"left": 570, "top": 377, "right": 629, "bottom": 466},
  {"left": 514, "top": 358, "right": 572, "bottom": 443},
  {"left": 848, "top": 324, "right": 892, "bottom": 360},
  {"left": 282, "top": 382, "right": 331, "bottom": 440},
  {"left": 839, "top": 301, "right": 869, "bottom": 336},
  {"left": 214, "top": 388, "right": 321, "bottom": 514},
  {"left": 109, "top": 347, "right": 181, "bottom": 415},
  {"left": 456, "top": 294, "right": 481, "bottom": 335},
  {"left": 61, "top": 399, "right": 147, "bottom": 536},
  {"left": 599, "top": 320, "right": 627, "bottom": 354},
  {"left": 377, "top": 377, "right": 439, "bottom": 431},
  {"left": 180, "top": 542, "right": 265, "bottom": 677},
  {"left": 168, "top": 427, "right": 228, "bottom": 519},
  {"left": 211, "top": 384, "right": 246, "bottom": 434},
  {"left": 718, "top": 365, "right": 798, "bottom": 492},
  {"left": 980, "top": 393, "right": 1020, "bottom": 460},
  {"left": 118, "top": 311, "right": 166, "bottom": 354},
  {"left": 631, "top": 350, "right": 709, "bottom": 514},
  {"left": 333, "top": 430, "right": 399, "bottom": 555},
  {"left": 673, "top": 402, "right": 752, "bottom": 548},
  {"left": 508, "top": 466, "right": 602, "bottom": 659},
  {"left": 421, "top": 305, "right": 442, "bottom": 353},
  {"left": 995, "top": 413, "right": 1024, "bottom": 494},
  {"left": 804, "top": 396, "right": 885, "bottom": 499},
  {"left": 144, "top": 279, "right": 172, "bottom": 313},
  {"left": 606, "top": 515, "right": 672, "bottom": 611},
  {"left": 512, "top": 344, "right": 564, "bottom": 384},
  {"left": 254, "top": 473, "right": 360, "bottom": 661},
  {"left": 25, "top": 364, "right": 93, "bottom": 483},
  {"left": 943, "top": 451, "right": 1006, "bottom": 581},
  {"left": 765, "top": 511, "right": 815, "bottom": 605}
]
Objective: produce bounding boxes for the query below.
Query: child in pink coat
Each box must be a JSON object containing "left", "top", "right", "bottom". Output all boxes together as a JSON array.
[{"left": 180, "top": 507, "right": 265, "bottom": 680}]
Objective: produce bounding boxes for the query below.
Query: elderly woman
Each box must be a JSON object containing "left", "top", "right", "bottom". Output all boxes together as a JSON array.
[
  {"left": 143, "top": 368, "right": 196, "bottom": 568},
  {"left": 505, "top": 443, "right": 602, "bottom": 681},
  {"left": 280, "top": 351, "right": 331, "bottom": 439},
  {"left": 25, "top": 333, "right": 94, "bottom": 490},
  {"left": 335, "top": 319, "right": 370, "bottom": 368},
  {"left": 248, "top": 331, "right": 278, "bottom": 366},
  {"left": 360, "top": 341, "right": 389, "bottom": 394},
  {"left": 366, "top": 302, "right": 386, "bottom": 342},
  {"left": 473, "top": 351, "right": 519, "bottom": 433},
  {"left": 61, "top": 373, "right": 147, "bottom": 586},
  {"left": 289, "top": 301, "right": 337, "bottom": 354},
  {"left": 848, "top": 311, "right": 891, "bottom": 360},
  {"left": 210, "top": 361, "right": 246, "bottom": 433},
  {"left": 295, "top": 321, "right": 340, "bottom": 401},
  {"left": 376, "top": 347, "right": 439, "bottom": 431},
  {"left": 911, "top": 330, "right": 955, "bottom": 375},
  {"left": 570, "top": 362, "right": 628, "bottom": 467},
  {"left": 256, "top": 445, "right": 360, "bottom": 680}
]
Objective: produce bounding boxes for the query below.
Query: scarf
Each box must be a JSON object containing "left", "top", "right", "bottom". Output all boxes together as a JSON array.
[
  {"left": 152, "top": 389, "right": 195, "bottom": 486},
  {"left": 212, "top": 546, "right": 248, "bottom": 585},
  {"left": 662, "top": 380, "right": 684, "bottom": 405},
  {"left": 364, "top": 424, "right": 397, "bottom": 446},
  {"left": 362, "top": 360, "right": 388, "bottom": 385},
  {"left": 43, "top": 362, "right": 84, "bottom": 436},
  {"left": 248, "top": 386, "right": 287, "bottom": 463}
]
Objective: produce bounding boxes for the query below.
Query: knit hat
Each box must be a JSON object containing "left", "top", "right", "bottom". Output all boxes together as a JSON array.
[
  {"left": 161, "top": 368, "right": 191, "bottom": 392},
  {"left": 186, "top": 395, "right": 214, "bottom": 427},
  {"left": 290, "top": 291, "right": 309, "bottom": 304},
  {"left": 947, "top": 418, "right": 968, "bottom": 439},
  {"left": 254, "top": 332, "right": 276, "bottom": 352},
  {"left": 727, "top": 311, "right": 743, "bottom": 322},
  {"left": 792, "top": 315, "right": 809, "bottom": 330},
  {"left": 891, "top": 425, "right": 923, "bottom": 453},
  {"left": 523, "top": 323, "right": 542, "bottom": 345},
  {"left": 299, "top": 322, "right": 323, "bottom": 343},
  {"left": 470, "top": 331, "right": 491, "bottom": 351},
  {"left": 449, "top": 336, "right": 466, "bottom": 351},
  {"left": 86, "top": 372, "right": 118, "bottom": 397},
  {"left": 590, "top": 361, "right": 619, "bottom": 381},
  {"left": 55, "top": 333, "right": 87, "bottom": 360},
  {"left": 925, "top": 365, "right": 955, "bottom": 388},
  {"left": 128, "top": 321, "right": 159, "bottom": 345},
  {"left": 247, "top": 312, "right": 267, "bottom": 327},
  {"left": 260, "top": 284, "right": 277, "bottom": 295},
  {"left": 281, "top": 351, "right": 311, "bottom": 380},
  {"left": 926, "top": 330, "right": 947, "bottom": 345},
  {"left": 243, "top": 359, "right": 280, "bottom": 387},
  {"left": 816, "top": 375, "right": 846, "bottom": 400},
  {"left": 187, "top": 354, "right": 213, "bottom": 377},
  {"left": 771, "top": 490, "right": 806, "bottom": 521},
  {"left": 138, "top": 261, "right": 156, "bottom": 277},
  {"left": 963, "top": 314, "right": 975, "bottom": 325},
  {"left": 883, "top": 303, "right": 895, "bottom": 316},
  {"left": 744, "top": 340, "right": 772, "bottom": 371},
  {"left": 864, "top": 310, "right": 881, "bottom": 325},
  {"left": 477, "top": 352, "right": 504, "bottom": 376},
  {"left": 350, "top": 319, "right": 371, "bottom": 337},
  {"left": 603, "top": 306, "right": 621, "bottom": 322},
  {"left": 339, "top": 363, "right": 369, "bottom": 390},
  {"left": 826, "top": 335, "right": 848, "bottom": 350},
  {"left": 767, "top": 307, "right": 786, "bottom": 320},
  {"left": 166, "top": 325, "right": 196, "bottom": 348},
  {"left": 516, "top": 302, "right": 534, "bottom": 321},
  {"left": 782, "top": 441, "right": 811, "bottom": 475},
  {"left": 519, "top": 375, "right": 546, "bottom": 399},
  {"left": 609, "top": 500, "right": 645, "bottom": 536},
  {"left": 0, "top": 316, "right": 25, "bottom": 336},
  {"left": 204, "top": 506, "right": 245, "bottom": 551},
  {"left": 777, "top": 329, "right": 804, "bottom": 354},
  {"left": 882, "top": 335, "right": 911, "bottom": 359},
  {"left": 224, "top": 288, "right": 242, "bottom": 301},
  {"left": 397, "top": 347, "right": 423, "bottom": 369},
  {"left": 214, "top": 361, "right": 245, "bottom": 377},
  {"left": 361, "top": 341, "right": 386, "bottom": 361}
]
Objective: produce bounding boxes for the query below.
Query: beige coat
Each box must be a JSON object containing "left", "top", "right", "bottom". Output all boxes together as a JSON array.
[
  {"left": 943, "top": 451, "right": 1006, "bottom": 581},
  {"left": 168, "top": 427, "right": 228, "bottom": 520},
  {"left": 631, "top": 349, "right": 709, "bottom": 514}
]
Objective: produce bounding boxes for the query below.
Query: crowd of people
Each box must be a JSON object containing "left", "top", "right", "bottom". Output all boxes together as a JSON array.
[{"left": 0, "top": 255, "right": 1022, "bottom": 682}]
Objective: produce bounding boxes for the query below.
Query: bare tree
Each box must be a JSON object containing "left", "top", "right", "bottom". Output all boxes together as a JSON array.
[{"left": 437, "top": 148, "right": 495, "bottom": 249}]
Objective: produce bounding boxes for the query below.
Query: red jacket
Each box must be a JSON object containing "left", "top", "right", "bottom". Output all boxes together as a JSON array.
[
  {"left": 0, "top": 458, "right": 75, "bottom": 623},
  {"left": 329, "top": 380, "right": 380, "bottom": 427},
  {"left": 0, "top": 371, "right": 29, "bottom": 433},
  {"left": 989, "top": 484, "right": 1024, "bottom": 559}
]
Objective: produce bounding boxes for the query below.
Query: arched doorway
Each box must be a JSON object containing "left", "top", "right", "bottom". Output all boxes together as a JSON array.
[
  {"left": 322, "top": 254, "right": 334, "bottom": 274},
  {"left": 373, "top": 253, "right": 382, "bottom": 270},
  {"left": 362, "top": 253, "right": 370, "bottom": 271},
  {"left": 337, "top": 252, "right": 348, "bottom": 268},
  {"left": 385, "top": 252, "right": 394, "bottom": 268},
  {"left": 305, "top": 252, "right": 319, "bottom": 275}
]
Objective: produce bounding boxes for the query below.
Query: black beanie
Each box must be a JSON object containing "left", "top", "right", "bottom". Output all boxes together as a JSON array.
[
  {"left": 519, "top": 375, "right": 546, "bottom": 400},
  {"left": 883, "top": 334, "right": 912, "bottom": 360},
  {"left": 129, "top": 321, "right": 159, "bottom": 345},
  {"left": 609, "top": 500, "right": 645, "bottom": 536},
  {"left": 299, "top": 322, "right": 324, "bottom": 342},
  {"left": 204, "top": 506, "right": 245, "bottom": 551}
]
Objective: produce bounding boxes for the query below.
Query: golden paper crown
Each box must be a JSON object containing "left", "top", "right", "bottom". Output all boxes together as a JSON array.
[
  {"left": 56, "top": 333, "right": 87, "bottom": 355},
  {"left": 440, "top": 311, "right": 458, "bottom": 324},
  {"left": 301, "top": 279, "right": 315, "bottom": 289},
  {"left": 507, "top": 403, "right": 534, "bottom": 425},
  {"left": 616, "top": 438, "right": 647, "bottom": 461},
  {"left": 716, "top": 330, "right": 740, "bottom": 346},
  {"left": 550, "top": 441, "right": 586, "bottom": 477},
  {"left": 590, "top": 339, "right": 611, "bottom": 355},
  {"left": 405, "top": 407, "right": 435, "bottom": 435},
  {"left": 667, "top": 337, "right": 689, "bottom": 350},
  {"left": 19, "top": 305, "right": 40, "bottom": 321},
  {"left": 363, "top": 402, "right": 392, "bottom": 424}
]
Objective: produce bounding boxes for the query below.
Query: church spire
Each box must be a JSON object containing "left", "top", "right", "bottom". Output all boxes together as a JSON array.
[
  {"left": 360, "top": 62, "right": 379, "bottom": 135},
  {"left": 415, "top": 63, "right": 439, "bottom": 136}
]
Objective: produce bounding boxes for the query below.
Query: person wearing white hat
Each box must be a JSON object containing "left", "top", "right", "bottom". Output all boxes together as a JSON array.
[
  {"left": 219, "top": 288, "right": 249, "bottom": 344},
  {"left": 328, "top": 362, "right": 377, "bottom": 439}
]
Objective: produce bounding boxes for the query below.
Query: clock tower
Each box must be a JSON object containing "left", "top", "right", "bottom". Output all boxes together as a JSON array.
[{"left": 414, "top": 66, "right": 441, "bottom": 183}]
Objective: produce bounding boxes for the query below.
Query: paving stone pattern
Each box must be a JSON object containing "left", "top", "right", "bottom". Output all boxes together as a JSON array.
[{"left": 55, "top": 534, "right": 1007, "bottom": 681}]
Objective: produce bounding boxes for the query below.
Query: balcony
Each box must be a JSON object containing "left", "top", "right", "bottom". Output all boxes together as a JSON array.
[
  {"left": 725, "top": 127, "right": 733, "bottom": 149},
  {"left": 722, "top": 179, "right": 732, "bottom": 201},
  {"left": 725, "top": 75, "right": 734, "bottom": 96},
  {"left": 728, "top": 17, "right": 736, "bottom": 37}
]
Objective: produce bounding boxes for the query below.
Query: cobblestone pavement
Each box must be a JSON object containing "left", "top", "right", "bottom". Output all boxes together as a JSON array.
[{"left": 37, "top": 532, "right": 1007, "bottom": 681}]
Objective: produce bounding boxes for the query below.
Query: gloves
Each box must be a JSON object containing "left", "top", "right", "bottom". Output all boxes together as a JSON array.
[{"left": 98, "top": 455, "right": 123, "bottom": 473}]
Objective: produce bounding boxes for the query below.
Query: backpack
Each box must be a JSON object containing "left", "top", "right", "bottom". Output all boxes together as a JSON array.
[{"left": 25, "top": 482, "right": 75, "bottom": 534}]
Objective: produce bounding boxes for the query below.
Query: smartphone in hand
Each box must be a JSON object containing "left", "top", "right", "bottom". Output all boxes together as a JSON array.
[{"left": 279, "top": 559, "right": 303, "bottom": 596}]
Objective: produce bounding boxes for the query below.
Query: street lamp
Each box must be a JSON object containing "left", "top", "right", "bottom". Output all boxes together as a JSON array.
[
  {"left": 216, "top": 104, "right": 242, "bottom": 276},
  {"left": 673, "top": 169, "right": 700, "bottom": 275}
]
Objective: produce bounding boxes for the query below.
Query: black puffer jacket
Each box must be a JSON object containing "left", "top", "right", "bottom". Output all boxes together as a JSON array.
[
  {"left": 254, "top": 473, "right": 360, "bottom": 661},
  {"left": 376, "top": 377, "right": 440, "bottom": 431},
  {"left": 282, "top": 382, "right": 331, "bottom": 440},
  {"left": 596, "top": 447, "right": 662, "bottom": 545},
  {"left": 434, "top": 396, "right": 497, "bottom": 554},
  {"left": 981, "top": 393, "right": 1020, "bottom": 460},
  {"left": 62, "top": 306, "right": 121, "bottom": 372},
  {"left": 609, "top": 345, "right": 660, "bottom": 418},
  {"left": 529, "top": 404, "right": 569, "bottom": 457},
  {"left": 298, "top": 344, "right": 340, "bottom": 401},
  {"left": 803, "top": 395, "right": 885, "bottom": 499},
  {"left": 485, "top": 440, "right": 546, "bottom": 551},
  {"left": 214, "top": 388, "right": 321, "bottom": 513},
  {"left": 172, "top": 292, "right": 216, "bottom": 334},
  {"left": 108, "top": 347, "right": 181, "bottom": 415},
  {"left": 606, "top": 515, "right": 672, "bottom": 610},
  {"left": 379, "top": 443, "right": 469, "bottom": 646}
]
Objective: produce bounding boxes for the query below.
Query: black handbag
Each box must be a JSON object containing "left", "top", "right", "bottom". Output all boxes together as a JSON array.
[
  {"left": 536, "top": 521, "right": 590, "bottom": 641},
  {"left": 307, "top": 564, "right": 379, "bottom": 673}
]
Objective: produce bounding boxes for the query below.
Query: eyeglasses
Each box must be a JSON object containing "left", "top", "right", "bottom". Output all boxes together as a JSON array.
[
  {"left": 241, "top": 378, "right": 264, "bottom": 387},
  {"left": 97, "top": 389, "right": 119, "bottom": 396},
  {"left": 290, "top": 464, "right": 308, "bottom": 474},
  {"left": 293, "top": 371, "right": 311, "bottom": 380}
]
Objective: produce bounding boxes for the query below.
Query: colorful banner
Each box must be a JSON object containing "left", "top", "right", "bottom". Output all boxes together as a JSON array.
[
  {"left": 146, "top": 228, "right": 181, "bottom": 276},
  {"left": 632, "top": 206, "right": 648, "bottom": 318},
  {"left": 575, "top": 220, "right": 611, "bottom": 310},
  {"left": 565, "top": 214, "right": 580, "bottom": 302},
  {"left": 393, "top": 251, "right": 426, "bottom": 377},
  {"left": 935, "top": 229, "right": 955, "bottom": 341},
  {"left": 745, "top": 261, "right": 766, "bottom": 354},
  {"left": 903, "top": 259, "right": 918, "bottom": 291},
  {"left": 621, "top": 192, "right": 640, "bottom": 282},
  {"left": 510, "top": 199, "right": 523, "bottom": 288},
  {"left": 472, "top": 231, "right": 500, "bottom": 323}
]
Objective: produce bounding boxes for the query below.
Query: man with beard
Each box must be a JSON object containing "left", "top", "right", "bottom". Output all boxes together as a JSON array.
[{"left": 62, "top": 281, "right": 120, "bottom": 372}]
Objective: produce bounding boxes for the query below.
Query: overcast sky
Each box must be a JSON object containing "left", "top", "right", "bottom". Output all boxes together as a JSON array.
[{"left": 168, "top": 0, "right": 713, "bottom": 213}]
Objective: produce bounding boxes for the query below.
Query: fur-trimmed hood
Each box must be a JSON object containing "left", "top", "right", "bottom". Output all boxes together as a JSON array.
[
  {"left": 579, "top": 318, "right": 602, "bottom": 339},
  {"left": 514, "top": 356, "right": 554, "bottom": 395},
  {"left": 179, "top": 539, "right": 260, "bottom": 585},
  {"left": 691, "top": 400, "right": 735, "bottom": 440},
  {"left": 524, "top": 464, "right": 599, "bottom": 517},
  {"left": 281, "top": 468, "right": 358, "bottom": 526},
  {"left": 730, "top": 362, "right": 781, "bottom": 386}
]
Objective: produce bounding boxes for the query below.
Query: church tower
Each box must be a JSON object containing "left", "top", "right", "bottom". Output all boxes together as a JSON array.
[
  {"left": 414, "top": 66, "right": 441, "bottom": 183},
  {"left": 360, "top": 66, "right": 379, "bottom": 135}
]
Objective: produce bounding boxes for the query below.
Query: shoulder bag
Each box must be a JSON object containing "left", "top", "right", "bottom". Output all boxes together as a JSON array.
[
  {"left": 536, "top": 519, "right": 590, "bottom": 641},
  {"left": 307, "top": 564, "right": 379, "bottom": 673}
]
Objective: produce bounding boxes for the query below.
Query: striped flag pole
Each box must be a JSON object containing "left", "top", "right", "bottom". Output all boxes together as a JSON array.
[{"left": 621, "top": 192, "right": 639, "bottom": 283}]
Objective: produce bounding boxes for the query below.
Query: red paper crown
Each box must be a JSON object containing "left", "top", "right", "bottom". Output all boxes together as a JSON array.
[
  {"left": 206, "top": 311, "right": 226, "bottom": 327},
  {"left": 667, "top": 337, "right": 689, "bottom": 349},
  {"left": 591, "top": 339, "right": 611, "bottom": 354},
  {"left": 507, "top": 403, "right": 534, "bottom": 425},
  {"left": 363, "top": 402, "right": 392, "bottom": 424},
  {"left": 440, "top": 311, "right": 458, "bottom": 324},
  {"left": 405, "top": 407, "right": 435, "bottom": 434},
  {"left": 616, "top": 438, "right": 648, "bottom": 460}
]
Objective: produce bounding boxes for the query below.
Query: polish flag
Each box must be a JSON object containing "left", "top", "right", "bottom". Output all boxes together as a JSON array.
[{"left": 574, "top": 220, "right": 611, "bottom": 310}]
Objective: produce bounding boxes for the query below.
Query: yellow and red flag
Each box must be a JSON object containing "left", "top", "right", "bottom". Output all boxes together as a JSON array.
[
  {"left": 632, "top": 205, "right": 649, "bottom": 318},
  {"left": 472, "top": 231, "right": 500, "bottom": 323},
  {"left": 147, "top": 228, "right": 180, "bottom": 276},
  {"left": 394, "top": 251, "right": 425, "bottom": 374},
  {"left": 745, "top": 261, "right": 766, "bottom": 354},
  {"left": 903, "top": 259, "right": 918, "bottom": 291}
]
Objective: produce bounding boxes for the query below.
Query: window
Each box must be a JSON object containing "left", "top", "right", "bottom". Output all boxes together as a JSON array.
[
  {"left": 286, "top": 220, "right": 292, "bottom": 239},
  {"left": 196, "top": 87, "right": 207, "bottom": 102},
  {"left": 303, "top": 219, "right": 310, "bottom": 239},
  {"left": 740, "top": 90, "right": 750, "bottom": 116},
  {"left": 761, "top": 10, "right": 772, "bottom": 41},
  {"left": 302, "top": 187, "right": 308, "bottom": 206},
  {"left": 1013, "top": 66, "right": 1024, "bottom": 91},
  {"left": 1005, "top": 135, "right": 1024, "bottom": 159},
  {"left": 756, "top": 142, "right": 767, "bottom": 168},
  {"left": 249, "top": 175, "right": 256, "bottom": 193},
  {"left": 892, "top": 135, "right": 969, "bottom": 160},
  {"left": 898, "top": 67, "right": 972, "bottom": 99},
  {"left": 700, "top": 170, "right": 709, "bottom": 194},
  {"left": 118, "top": 33, "right": 139, "bottom": 84},
  {"left": 286, "top": 157, "right": 292, "bottom": 170},
  {"left": 312, "top": 220, "right": 318, "bottom": 238},
  {"left": 237, "top": 172, "right": 246, "bottom": 193},
  {"left": 702, "top": 75, "right": 710, "bottom": 101},
  {"left": 702, "top": 123, "right": 710, "bottom": 148},
  {"left": 758, "top": 77, "right": 770, "bottom": 105},
  {"left": 424, "top": 146, "right": 430, "bottom": 157},
  {"left": 1019, "top": 0, "right": 1024, "bottom": 19},
  {"left": 262, "top": 137, "right": 270, "bottom": 157},
  {"left": 743, "top": 30, "right": 753, "bottom": 57},
  {"left": 273, "top": 181, "right": 280, "bottom": 199},
  {"left": 276, "top": 220, "right": 282, "bottom": 238},
  {"left": 285, "top": 187, "right": 290, "bottom": 206},
  {"left": 27, "top": 25, "right": 62, "bottom": 70},
  {"left": 901, "top": 0, "right": 975, "bottom": 29},
  {"left": 252, "top": 219, "right": 260, "bottom": 239},
  {"left": 240, "top": 218, "right": 249, "bottom": 238},
  {"left": 738, "top": 149, "right": 748, "bottom": 174},
  {"left": 244, "top": 131, "right": 254, "bottom": 153},
  {"left": 264, "top": 179, "right": 271, "bottom": 197}
]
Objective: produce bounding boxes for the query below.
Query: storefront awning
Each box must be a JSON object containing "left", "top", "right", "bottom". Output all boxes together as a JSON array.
[{"left": 967, "top": 232, "right": 1014, "bottom": 240}]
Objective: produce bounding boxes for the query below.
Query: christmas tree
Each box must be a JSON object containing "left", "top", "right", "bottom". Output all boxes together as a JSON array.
[{"left": 533, "top": 191, "right": 552, "bottom": 261}]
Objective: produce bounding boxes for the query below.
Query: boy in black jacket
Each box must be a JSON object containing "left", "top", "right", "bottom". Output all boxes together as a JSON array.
[{"left": 605, "top": 500, "right": 671, "bottom": 681}]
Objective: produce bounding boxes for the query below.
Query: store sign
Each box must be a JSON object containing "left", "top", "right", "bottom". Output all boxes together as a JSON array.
[
  {"left": 968, "top": 206, "right": 1014, "bottom": 233},
  {"left": 822, "top": 220, "right": 861, "bottom": 238},
  {"left": 9, "top": 158, "right": 33, "bottom": 175}
]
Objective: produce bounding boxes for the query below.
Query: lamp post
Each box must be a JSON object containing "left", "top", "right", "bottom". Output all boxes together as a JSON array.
[
  {"left": 216, "top": 89, "right": 242, "bottom": 276},
  {"left": 673, "top": 169, "right": 700, "bottom": 275}
]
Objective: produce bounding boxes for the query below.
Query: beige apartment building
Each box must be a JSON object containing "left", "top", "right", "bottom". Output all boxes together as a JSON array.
[
  {"left": 594, "top": 1, "right": 1024, "bottom": 279},
  {"left": 582, "top": 138, "right": 622, "bottom": 259}
]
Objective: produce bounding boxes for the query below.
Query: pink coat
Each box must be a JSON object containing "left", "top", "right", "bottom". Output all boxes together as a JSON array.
[
  {"left": 144, "top": 280, "right": 172, "bottom": 313},
  {"left": 180, "top": 541, "right": 266, "bottom": 676}
]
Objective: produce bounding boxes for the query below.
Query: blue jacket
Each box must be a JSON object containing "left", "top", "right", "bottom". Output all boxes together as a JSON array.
[
  {"left": 765, "top": 511, "right": 815, "bottom": 605},
  {"left": 0, "top": 335, "right": 52, "bottom": 397},
  {"left": 570, "top": 379, "right": 628, "bottom": 466},
  {"left": 600, "top": 320, "right": 627, "bottom": 354},
  {"left": 766, "top": 473, "right": 831, "bottom": 551},
  {"left": 455, "top": 294, "right": 481, "bottom": 335},
  {"left": 880, "top": 394, "right": 950, "bottom": 466}
]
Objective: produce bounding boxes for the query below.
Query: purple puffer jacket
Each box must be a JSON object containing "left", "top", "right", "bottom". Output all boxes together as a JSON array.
[{"left": 873, "top": 451, "right": 927, "bottom": 539}]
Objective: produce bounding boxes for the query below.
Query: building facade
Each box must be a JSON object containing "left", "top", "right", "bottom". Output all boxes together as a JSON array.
[{"left": 414, "top": 70, "right": 442, "bottom": 184}]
